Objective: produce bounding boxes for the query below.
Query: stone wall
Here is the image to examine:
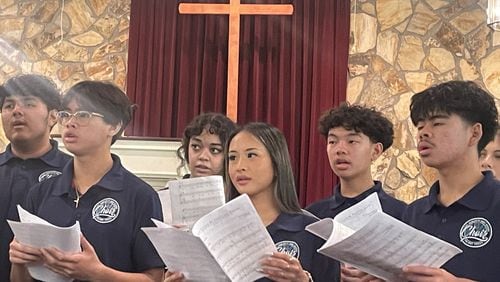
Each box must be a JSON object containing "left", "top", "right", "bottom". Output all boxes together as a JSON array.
[
  {"left": 0, "top": 0, "right": 131, "bottom": 148},
  {"left": 348, "top": 0, "right": 500, "bottom": 202}
]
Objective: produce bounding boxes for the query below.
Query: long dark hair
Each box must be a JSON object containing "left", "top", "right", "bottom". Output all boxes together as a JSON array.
[{"left": 225, "top": 122, "right": 301, "bottom": 213}]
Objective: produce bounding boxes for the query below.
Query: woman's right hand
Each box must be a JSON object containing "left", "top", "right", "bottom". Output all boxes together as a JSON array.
[{"left": 164, "top": 270, "right": 186, "bottom": 282}]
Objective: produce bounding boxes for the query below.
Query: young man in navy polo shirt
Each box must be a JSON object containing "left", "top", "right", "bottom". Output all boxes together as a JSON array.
[
  {"left": 0, "top": 74, "right": 71, "bottom": 281},
  {"left": 9, "top": 81, "right": 164, "bottom": 281},
  {"left": 402, "top": 81, "right": 500, "bottom": 281},
  {"left": 306, "top": 103, "right": 406, "bottom": 281}
]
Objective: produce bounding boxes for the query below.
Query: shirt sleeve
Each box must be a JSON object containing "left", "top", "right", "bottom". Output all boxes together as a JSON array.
[{"left": 132, "top": 188, "right": 165, "bottom": 271}]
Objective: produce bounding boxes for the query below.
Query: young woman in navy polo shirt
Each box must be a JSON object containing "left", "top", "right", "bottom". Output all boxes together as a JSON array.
[
  {"left": 226, "top": 122, "right": 339, "bottom": 282},
  {"left": 164, "top": 123, "right": 339, "bottom": 282},
  {"left": 163, "top": 113, "right": 236, "bottom": 281},
  {"left": 9, "top": 81, "right": 164, "bottom": 281}
]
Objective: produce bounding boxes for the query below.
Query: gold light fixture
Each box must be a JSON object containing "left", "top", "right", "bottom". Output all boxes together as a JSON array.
[{"left": 488, "top": 0, "right": 500, "bottom": 31}]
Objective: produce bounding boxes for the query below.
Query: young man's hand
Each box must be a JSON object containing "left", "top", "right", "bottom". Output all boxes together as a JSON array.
[
  {"left": 40, "top": 234, "right": 105, "bottom": 281},
  {"left": 341, "top": 264, "right": 384, "bottom": 282}
]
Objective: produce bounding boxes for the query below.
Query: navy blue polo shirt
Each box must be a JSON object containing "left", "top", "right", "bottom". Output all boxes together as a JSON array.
[
  {"left": 402, "top": 171, "right": 500, "bottom": 281},
  {"left": 257, "top": 212, "right": 340, "bottom": 282},
  {"left": 24, "top": 154, "right": 165, "bottom": 273},
  {"left": 306, "top": 181, "right": 407, "bottom": 220},
  {"left": 0, "top": 140, "right": 70, "bottom": 282}
]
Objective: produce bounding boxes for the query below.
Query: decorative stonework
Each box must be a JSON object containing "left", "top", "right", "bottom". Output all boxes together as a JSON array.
[
  {"left": 0, "top": 0, "right": 131, "bottom": 149},
  {"left": 0, "top": 0, "right": 129, "bottom": 86},
  {"left": 348, "top": 0, "right": 500, "bottom": 203}
]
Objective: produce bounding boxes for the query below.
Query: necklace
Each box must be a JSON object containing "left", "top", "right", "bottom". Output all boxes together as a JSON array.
[{"left": 73, "top": 180, "right": 82, "bottom": 208}]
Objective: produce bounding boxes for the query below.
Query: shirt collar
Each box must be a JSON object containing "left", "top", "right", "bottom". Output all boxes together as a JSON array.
[
  {"left": 423, "top": 171, "right": 496, "bottom": 213},
  {"left": 52, "top": 154, "right": 125, "bottom": 196},
  {"left": 329, "top": 181, "right": 382, "bottom": 210},
  {"left": 0, "top": 139, "right": 68, "bottom": 167},
  {"left": 267, "top": 212, "right": 308, "bottom": 233}
]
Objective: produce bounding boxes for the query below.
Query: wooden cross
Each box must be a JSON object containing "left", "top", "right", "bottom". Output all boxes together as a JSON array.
[{"left": 179, "top": 0, "right": 293, "bottom": 121}]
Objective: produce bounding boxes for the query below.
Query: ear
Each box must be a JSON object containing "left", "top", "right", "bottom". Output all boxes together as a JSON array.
[
  {"left": 108, "top": 122, "right": 123, "bottom": 137},
  {"left": 371, "top": 142, "right": 384, "bottom": 161},
  {"left": 469, "top": 122, "right": 483, "bottom": 147},
  {"left": 48, "top": 109, "right": 58, "bottom": 127}
]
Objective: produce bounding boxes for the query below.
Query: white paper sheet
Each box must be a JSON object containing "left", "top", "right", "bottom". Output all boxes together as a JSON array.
[
  {"left": 158, "top": 188, "right": 172, "bottom": 224},
  {"left": 8, "top": 205, "right": 81, "bottom": 282},
  {"left": 143, "top": 226, "right": 229, "bottom": 282},
  {"left": 306, "top": 193, "right": 462, "bottom": 282},
  {"left": 168, "top": 175, "right": 225, "bottom": 227},
  {"left": 143, "top": 194, "right": 276, "bottom": 282},
  {"left": 192, "top": 194, "right": 276, "bottom": 282}
]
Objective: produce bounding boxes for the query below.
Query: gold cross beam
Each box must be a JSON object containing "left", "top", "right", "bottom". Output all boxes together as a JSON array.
[{"left": 179, "top": 0, "right": 293, "bottom": 121}]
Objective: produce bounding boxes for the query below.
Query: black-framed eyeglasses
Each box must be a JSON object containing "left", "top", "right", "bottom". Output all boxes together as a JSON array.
[{"left": 56, "top": 111, "right": 104, "bottom": 126}]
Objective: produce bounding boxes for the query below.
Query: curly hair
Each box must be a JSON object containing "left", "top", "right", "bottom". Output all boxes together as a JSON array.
[
  {"left": 176, "top": 112, "right": 237, "bottom": 175},
  {"left": 410, "top": 80, "right": 498, "bottom": 152},
  {"left": 318, "top": 103, "right": 394, "bottom": 152}
]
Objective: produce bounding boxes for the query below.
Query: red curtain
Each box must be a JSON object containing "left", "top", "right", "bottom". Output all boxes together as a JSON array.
[{"left": 126, "top": 0, "right": 350, "bottom": 206}]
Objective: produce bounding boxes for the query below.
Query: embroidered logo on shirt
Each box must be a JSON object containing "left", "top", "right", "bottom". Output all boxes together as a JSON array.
[
  {"left": 92, "top": 198, "right": 120, "bottom": 224},
  {"left": 275, "top": 240, "right": 300, "bottom": 259},
  {"left": 38, "top": 170, "right": 62, "bottom": 182},
  {"left": 459, "top": 217, "right": 493, "bottom": 248}
]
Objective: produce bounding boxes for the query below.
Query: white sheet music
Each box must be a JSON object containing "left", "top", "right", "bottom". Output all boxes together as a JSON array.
[
  {"left": 143, "top": 194, "right": 276, "bottom": 282},
  {"left": 158, "top": 189, "right": 172, "bottom": 223},
  {"left": 168, "top": 175, "right": 225, "bottom": 227},
  {"left": 143, "top": 226, "right": 229, "bottom": 282},
  {"left": 8, "top": 205, "right": 81, "bottom": 282},
  {"left": 192, "top": 194, "right": 276, "bottom": 282},
  {"left": 306, "top": 193, "right": 462, "bottom": 282}
]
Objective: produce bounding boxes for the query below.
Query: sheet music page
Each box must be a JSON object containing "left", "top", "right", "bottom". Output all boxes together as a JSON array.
[
  {"left": 191, "top": 194, "right": 276, "bottom": 282},
  {"left": 169, "top": 175, "right": 225, "bottom": 227},
  {"left": 158, "top": 188, "right": 172, "bottom": 224},
  {"left": 312, "top": 209, "right": 462, "bottom": 281},
  {"left": 142, "top": 226, "right": 229, "bottom": 282},
  {"left": 333, "top": 192, "right": 382, "bottom": 231},
  {"left": 8, "top": 206, "right": 81, "bottom": 282},
  {"left": 306, "top": 218, "right": 355, "bottom": 242}
]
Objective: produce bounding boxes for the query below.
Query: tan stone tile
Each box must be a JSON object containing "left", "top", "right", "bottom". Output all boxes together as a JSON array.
[
  {"left": 481, "top": 49, "right": 500, "bottom": 98},
  {"left": 398, "top": 36, "right": 425, "bottom": 71},
  {"left": 376, "top": 0, "right": 413, "bottom": 31},
  {"left": 377, "top": 30, "right": 399, "bottom": 65},
  {"left": 407, "top": 2, "right": 440, "bottom": 35},
  {"left": 450, "top": 8, "right": 485, "bottom": 34},
  {"left": 350, "top": 13, "right": 377, "bottom": 54}
]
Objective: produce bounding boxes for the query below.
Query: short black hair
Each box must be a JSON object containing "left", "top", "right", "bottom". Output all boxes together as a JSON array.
[
  {"left": 318, "top": 103, "right": 394, "bottom": 152},
  {"left": 177, "top": 112, "right": 237, "bottom": 173},
  {"left": 410, "top": 80, "right": 498, "bottom": 152},
  {"left": 0, "top": 74, "right": 61, "bottom": 111},
  {"left": 63, "top": 81, "right": 134, "bottom": 145}
]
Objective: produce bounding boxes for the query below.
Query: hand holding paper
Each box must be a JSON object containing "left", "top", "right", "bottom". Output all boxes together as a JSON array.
[
  {"left": 306, "top": 193, "right": 462, "bottom": 282},
  {"left": 8, "top": 205, "right": 81, "bottom": 282},
  {"left": 143, "top": 194, "right": 276, "bottom": 282}
]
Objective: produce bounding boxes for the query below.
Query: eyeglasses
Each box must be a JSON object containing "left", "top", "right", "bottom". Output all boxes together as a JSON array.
[{"left": 56, "top": 111, "right": 104, "bottom": 126}]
